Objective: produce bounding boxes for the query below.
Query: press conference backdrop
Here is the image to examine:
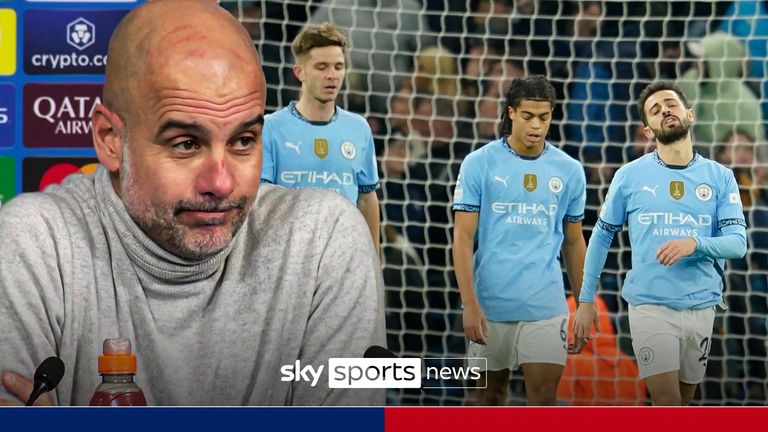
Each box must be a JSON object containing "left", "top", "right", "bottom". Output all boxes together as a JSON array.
[{"left": 0, "top": 1, "right": 138, "bottom": 205}]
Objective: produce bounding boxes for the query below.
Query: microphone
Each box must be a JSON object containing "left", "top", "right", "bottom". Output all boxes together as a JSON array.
[
  {"left": 363, "top": 345, "right": 398, "bottom": 359},
  {"left": 25, "top": 357, "right": 65, "bottom": 406}
]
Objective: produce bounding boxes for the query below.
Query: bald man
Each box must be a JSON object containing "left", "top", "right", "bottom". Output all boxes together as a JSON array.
[{"left": 0, "top": 0, "right": 384, "bottom": 406}]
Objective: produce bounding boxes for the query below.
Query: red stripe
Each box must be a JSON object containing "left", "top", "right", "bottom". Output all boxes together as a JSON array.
[{"left": 385, "top": 407, "right": 768, "bottom": 432}]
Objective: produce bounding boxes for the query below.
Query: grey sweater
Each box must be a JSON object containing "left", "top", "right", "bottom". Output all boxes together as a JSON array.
[{"left": 0, "top": 167, "right": 385, "bottom": 405}]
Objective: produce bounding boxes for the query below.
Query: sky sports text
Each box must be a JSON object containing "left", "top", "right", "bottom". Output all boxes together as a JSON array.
[{"left": 280, "top": 358, "right": 486, "bottom": 389}]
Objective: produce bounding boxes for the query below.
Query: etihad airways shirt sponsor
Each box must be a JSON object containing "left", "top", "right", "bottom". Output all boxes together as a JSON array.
[
  {"left": 24, "top": 9, "right": 128, "bottom": 75},
  {"left": 24, "top": 83, "right": 102, "bottom": 148}
]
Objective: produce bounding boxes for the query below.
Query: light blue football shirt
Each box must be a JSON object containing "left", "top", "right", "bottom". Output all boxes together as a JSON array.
[
  {"left": 592, "top": 152, "right": 746, "bottom": 309},
  {"left": 261, "top": 102, "right": 380, "bottom": 203},
  {"left": 452, "top": 139, "right": 586, "bottom": 322}
]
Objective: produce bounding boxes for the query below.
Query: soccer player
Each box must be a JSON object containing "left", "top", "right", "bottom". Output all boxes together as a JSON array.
[
  {"left": 261, "top": 23, "right": 380, "bottom": 251},
  {"left": 573, "top": 81, "right": 748, "bottom": 405},
  {"left": 452, "top": 76, "right": 587, "bottom": 405}
]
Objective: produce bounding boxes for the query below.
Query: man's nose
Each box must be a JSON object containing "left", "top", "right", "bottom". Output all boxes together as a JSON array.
[{"left": 197, "top": 154, "right": 235, "bottom": 198}]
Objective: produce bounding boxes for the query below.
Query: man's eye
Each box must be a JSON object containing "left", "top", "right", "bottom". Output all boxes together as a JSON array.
[
  {"left": 173, "top": 140, "right": 199, "bottom": 152},
  {"left": 233, "top": 136, "right": 256, "bottom": 148}
]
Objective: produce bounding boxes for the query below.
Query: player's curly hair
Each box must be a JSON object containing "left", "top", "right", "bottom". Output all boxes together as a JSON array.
[{"left": 500, "top": 75, "right": 556, "bottom": 135}]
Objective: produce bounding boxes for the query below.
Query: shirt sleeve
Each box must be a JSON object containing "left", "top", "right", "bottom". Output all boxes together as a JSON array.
[
  {"left": 260, "top": 116, "right": 276, "bottom": 184},
  {"left": 565, "top": 164, "right": 587, "bottom": 222},
  {"left": 715, "top": 167, "right": 748, "bottom": 230},
  {"left": 597, "top": 168, "right": 627, "bottom": 231},
  {"left": 579, "top": 222, "right": 616, "bottom": 303},
  {"left": 357, "top": 128, "right": 380, "bottom": 193},
  {"left": 452, "top": 154, "right": 482, "bottom": 213}
]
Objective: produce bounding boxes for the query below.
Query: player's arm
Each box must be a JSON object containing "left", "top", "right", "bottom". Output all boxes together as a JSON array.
[
  {"left": 561, "top": 221, "right": 586, "bottom": 308},
  {"left": 572, "top": 169, "right": 625, "bottom": 351},
  {"left": 656, "top": 169, "right": 747, "bottom": 265},
  {"left": 357, "top": 191, "right": 381, "bottom": 257},
  {"left": 452, "top": 211, "right": 487, "bottom": 344},
  {"left": 571, "top": 221, "right": 618, "bottom": 352}
]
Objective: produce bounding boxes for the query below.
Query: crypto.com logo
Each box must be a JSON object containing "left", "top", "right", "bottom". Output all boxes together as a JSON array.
[{"left": 66, "top": 18, "right": 95, "bottom": 51}]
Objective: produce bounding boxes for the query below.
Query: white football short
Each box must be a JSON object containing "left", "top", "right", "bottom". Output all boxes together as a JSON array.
[
  {"left": 629, "top": 304, "right": 716, "bottom": 384},
  {"left": 468, "top": 314, "right": 568, "bottom": 372}
]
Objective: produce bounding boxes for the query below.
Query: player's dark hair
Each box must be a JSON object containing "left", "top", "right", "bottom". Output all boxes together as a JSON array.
[
  {"left": 500, "top": 75, "right": 555, "bottom": 135},
  {"left": 637, "top": 81, "right": 691, "bottom": 126}
]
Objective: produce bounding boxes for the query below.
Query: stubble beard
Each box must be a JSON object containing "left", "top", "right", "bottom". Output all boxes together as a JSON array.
[{"left": 118, "top": 137, "right": 251, "bottom": 261}]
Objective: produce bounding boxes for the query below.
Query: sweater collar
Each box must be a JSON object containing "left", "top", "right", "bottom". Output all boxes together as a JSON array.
[{"left": 95, "top": 167, "right": 236, "bottom": 283}]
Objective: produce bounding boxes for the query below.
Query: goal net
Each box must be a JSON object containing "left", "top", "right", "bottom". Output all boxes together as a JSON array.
[{"left": 221, "top": 0, "right": 768, "bottom": 406}]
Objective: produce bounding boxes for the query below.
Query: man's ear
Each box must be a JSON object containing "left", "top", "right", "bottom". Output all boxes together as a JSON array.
[
  {"left": 292, "top": 63, "right": 304, "bottom": 82},
  {"left": 91, "top": 104, "right": 125, "bottom": 173},
  {"left": 642, "top": 125, "right": 654, "bottom": 140}
]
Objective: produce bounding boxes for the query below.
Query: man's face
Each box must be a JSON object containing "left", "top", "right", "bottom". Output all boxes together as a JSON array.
[
  {"left": 643, "top": 89, "right": 694, "bottom": 145},
  {"left": 296, "top": 45, "right": 345, "bottom": 104},
  {"left": 508, "top": 99, "right": 552, "bottom": 151},
  {"left": 118, "top": 61, "right": 264, "bottom": 260}
]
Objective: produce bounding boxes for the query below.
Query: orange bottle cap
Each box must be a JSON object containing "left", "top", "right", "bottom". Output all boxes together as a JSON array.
[{"left": 98, "top": 338, "right": 137, "bottom": 374}]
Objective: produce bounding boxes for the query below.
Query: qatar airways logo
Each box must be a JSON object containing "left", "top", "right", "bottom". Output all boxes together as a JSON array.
[
  {"left": 23, "top": 83, "right": 102, "bottom": 148},
  {"left": 280, "top": 170, "right": 354, "bottom": 186},
  {"left": 637, "top": 212, "right": 712, "bottom": 226}
]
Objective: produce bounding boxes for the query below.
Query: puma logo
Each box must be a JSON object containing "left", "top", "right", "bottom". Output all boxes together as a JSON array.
[
  {"left": 284, "top": 141, "right": 301, "bottom": 154},
  {"left": 642, "top": 185, "right": 658, "bottom": 197},
  {"left": 494, "top": 176, "right": 509, "bottom": 188}
]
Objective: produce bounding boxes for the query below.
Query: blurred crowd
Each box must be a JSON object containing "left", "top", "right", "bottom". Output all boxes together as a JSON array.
[{"left": 221, "top": 0, "right": 768, "bottom": 405}]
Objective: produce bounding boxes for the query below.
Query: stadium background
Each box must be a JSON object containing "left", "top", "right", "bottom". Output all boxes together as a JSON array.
[{"left": 0, "top": 0, "right": 766, "bottom": 406}]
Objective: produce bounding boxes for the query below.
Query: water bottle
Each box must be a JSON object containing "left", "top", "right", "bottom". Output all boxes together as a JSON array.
[{"left": 88, "top": 338, "right": 147, "bottom": 406}]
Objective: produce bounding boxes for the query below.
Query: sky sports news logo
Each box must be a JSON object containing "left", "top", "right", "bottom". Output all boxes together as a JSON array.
[
  {"left": 24, "top": 9, "right": 129, "bottom": 74},
  {"left": 23, "top": 83, "right": 102, "bottom": 148},
  {"left": 281, "top": 356, "right": 486, "bottom": 389}
]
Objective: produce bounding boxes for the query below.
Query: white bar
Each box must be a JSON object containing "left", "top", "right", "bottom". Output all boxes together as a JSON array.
[{"left": 328, "top": 358, "right": 421, "bottom": 388}]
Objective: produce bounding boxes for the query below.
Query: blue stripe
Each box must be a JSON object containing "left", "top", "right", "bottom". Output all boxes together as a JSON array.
[
  {"left": 597, "top": 218, "right": 623, "bottom": 233},
  {"left": 718, "top": 218, "right": 747, "bottom": 229},
  {"left": 0, "top": 408, "right": 384, "bottom": 432},
  {"left": 359, "top": 183, "right": 381, "bottom": 193},
  {"left": 452, "top": 204, "right": 480, "bottom": 212}
]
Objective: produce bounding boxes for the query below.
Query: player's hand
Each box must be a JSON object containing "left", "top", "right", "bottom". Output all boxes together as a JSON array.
[
  {"left": 463, "top": 302, "right": 488, "bottom": 345},
  {"left": 0, "top": 371, "right": 54, "bottom": 406},
  {"left": 570, "top": 302, "right": 600, "bottom": 354},
  {"left": 656, "top": 237, "right": 697, "bottom": 266}
]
